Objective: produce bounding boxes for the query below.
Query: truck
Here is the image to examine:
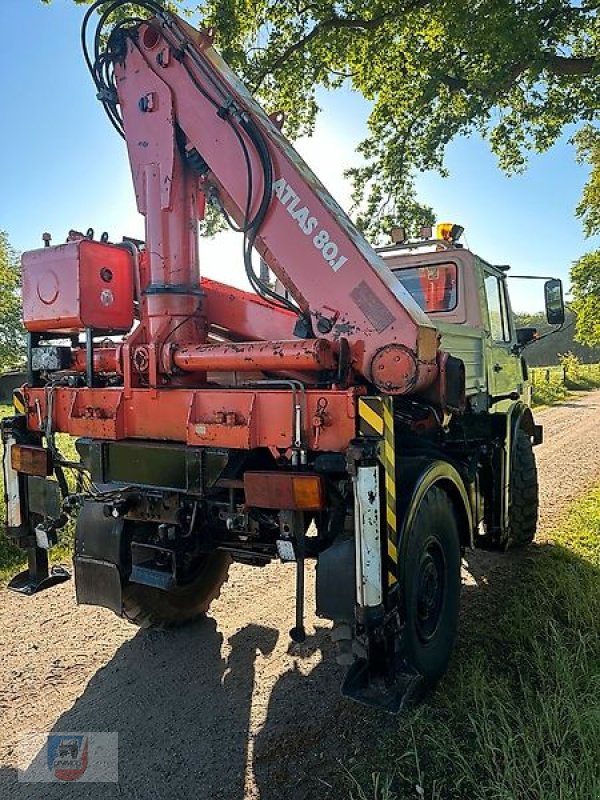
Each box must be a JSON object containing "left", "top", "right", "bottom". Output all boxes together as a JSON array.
[{"left": 1, "top": 0, "right": 565, "bottom": 712}]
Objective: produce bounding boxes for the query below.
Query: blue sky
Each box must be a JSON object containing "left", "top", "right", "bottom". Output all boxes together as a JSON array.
[{"left": 1, "top": 0, "right": 597, "bottom": 312}]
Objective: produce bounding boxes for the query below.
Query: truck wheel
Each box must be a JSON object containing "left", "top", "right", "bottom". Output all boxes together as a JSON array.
[
  {"left": 401, "top": 486, "right": 461, "bottom": 686},
  {"left": 122, "top": 552, "right": 231, "bottom": 629},
  {"left": 506, "top": 429, "right": 538, "bottom": 548}
]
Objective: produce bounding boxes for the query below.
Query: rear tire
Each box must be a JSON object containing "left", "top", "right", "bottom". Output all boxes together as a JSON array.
[
  {"left": 401, "top": 486, "right": 461, "bottom": 686},
  {"left": 122, "top": 551, "right": 231, "bottom": 628},
  {"left": 506, "top": 429, "right": 538, "bottom": 548}
]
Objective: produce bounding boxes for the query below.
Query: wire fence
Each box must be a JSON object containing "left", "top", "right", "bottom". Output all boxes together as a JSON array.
[{"left": 530, "top": 362, "right": 600, "bottom": 387}]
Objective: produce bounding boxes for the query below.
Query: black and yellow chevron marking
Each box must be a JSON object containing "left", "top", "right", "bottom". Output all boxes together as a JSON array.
[
  {"left": 381, "top": 397, "right": 398, "bottom": 589},
  {"left": 358, "top": 396, "right": 398, "bottom": 591},
  {"left": 358, "top": 397, "right": 384, "bottom": 438},
  {"left": 13, "top": 389, "right": 26, "bottom": 415}
]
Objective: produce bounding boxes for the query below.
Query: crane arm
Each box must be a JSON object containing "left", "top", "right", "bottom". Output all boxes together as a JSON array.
[{"left": 96, "top": 3, "right": 440, "bottom": 394}]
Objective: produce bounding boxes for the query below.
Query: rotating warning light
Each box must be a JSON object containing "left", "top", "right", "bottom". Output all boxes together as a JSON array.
[{"left": 435, "top": 223, "right": 464, "bottom": 243}]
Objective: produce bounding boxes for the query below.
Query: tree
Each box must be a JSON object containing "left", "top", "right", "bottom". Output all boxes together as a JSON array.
[
  {"left": 571, "top": 250, "right": 600, "bottom": 347},
  {"left": 57, "top": 0, "right": 598, "bottom": 240},
  {"left": 0, "top": 231, "right": 25, "bottom": 371},
  {"left": 199, "top": 0, "right": 599, "bottom": 241},
  {"left": 570, "top": 126, "right": 600, "bottom": 348}
]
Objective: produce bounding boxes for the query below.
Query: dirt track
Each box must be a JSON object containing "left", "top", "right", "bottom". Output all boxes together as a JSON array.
[{"left": 1, "top": 391, "right": 600, "bottom": 799}]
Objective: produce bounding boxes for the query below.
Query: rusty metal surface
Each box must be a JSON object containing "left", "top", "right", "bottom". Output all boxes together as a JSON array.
[
  {"left": 172, "top": 339, "right": 337, "bottom": 374},
  {"left": 23, "top": 386, "right": 362, "bottom": 452},
  {"left": 201, "top": 277, "right": 296, "bottom": 341}
]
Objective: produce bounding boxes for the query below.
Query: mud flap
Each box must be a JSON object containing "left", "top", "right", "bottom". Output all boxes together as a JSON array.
[
  {"left": 73, "top": 500, "right": 126, "bottom": 613},
  {"left": 73, "top": 556, "right": 123, "bottom": 614}
]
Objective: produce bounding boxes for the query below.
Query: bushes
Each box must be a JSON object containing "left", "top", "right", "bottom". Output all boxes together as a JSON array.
[{"left": 530, "top": 354, "right": 600, "bottom": 406}]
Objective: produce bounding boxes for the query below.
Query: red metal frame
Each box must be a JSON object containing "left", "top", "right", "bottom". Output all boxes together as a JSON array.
[{"left": 24, "top": 385, "right": 362, "bottom": 453}]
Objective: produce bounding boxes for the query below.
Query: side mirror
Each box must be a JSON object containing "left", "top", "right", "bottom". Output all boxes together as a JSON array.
[
  {"left": 516, "top": 327, "right": 537, "bottom": 347},
  {"left": 544, "top": 278, "right": 565, "bottom": 326}
]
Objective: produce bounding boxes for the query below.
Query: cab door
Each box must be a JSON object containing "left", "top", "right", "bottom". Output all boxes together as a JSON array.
[{"left": 482, "top": 269, "right": 523, "bottom": 400}]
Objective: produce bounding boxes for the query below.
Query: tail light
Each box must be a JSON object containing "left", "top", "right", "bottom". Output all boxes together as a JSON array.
[
  {"left": 11, "top": 445, "right": 52, "bottom": 477},
  {"left": 244, "top": 472, "right": 324, "bottom": 511}
]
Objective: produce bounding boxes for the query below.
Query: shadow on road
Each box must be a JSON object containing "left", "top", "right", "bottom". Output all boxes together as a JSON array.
[
  {"left": 1, "top": 618, "right": 278, "bottom": 799},
  {"left": 0, "top": 545, "right": 563, "bottom": 800},
  {"left": 0, "top": 613, "right": 391, "bottom": 800}
]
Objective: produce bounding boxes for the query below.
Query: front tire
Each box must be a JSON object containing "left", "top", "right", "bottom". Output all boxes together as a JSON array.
[
  {"left": 122, "top": 551, "right": 231, "bottom": 628},
  {"left": 401, "top": 486, "right": 461, "bottom": 686},
  {"left": 505, "top": 429, "right": 538, "bottom": 548}
]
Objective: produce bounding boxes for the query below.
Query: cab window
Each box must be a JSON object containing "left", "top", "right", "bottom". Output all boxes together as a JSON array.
[
  {"left": 484, "top": 274, "right": 511, "bottom": 342},
  {"left": 393, "top": 263, "right": 458, "bottom": 312}
]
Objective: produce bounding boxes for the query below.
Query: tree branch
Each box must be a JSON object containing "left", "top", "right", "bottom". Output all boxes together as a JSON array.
[
  {"left": 252, "top": 0, "right": 432, "bottom": 88},
  {"left": 543, "top": 54, "right": 597, "bottom": 76}
]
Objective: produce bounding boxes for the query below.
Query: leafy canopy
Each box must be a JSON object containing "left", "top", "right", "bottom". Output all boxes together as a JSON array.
[
  {"left": 571, "top": 250, "right": 600, "bottom": 347},
  {"left": 194, "top": 0, "right": 599, "bottom": 240},
  {"left": 0, "top": 232, "right": 25, "bottom": 371},
  {"left": 55, "top": 0, "right": 598, "bottom": 239}
]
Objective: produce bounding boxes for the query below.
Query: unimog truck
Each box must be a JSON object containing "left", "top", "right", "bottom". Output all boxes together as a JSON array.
[{"left": 1, "top": 0, "right": 565, "bottom": 711}]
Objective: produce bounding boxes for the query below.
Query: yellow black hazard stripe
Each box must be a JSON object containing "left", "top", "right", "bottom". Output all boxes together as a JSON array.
[
  {"left": 357, "top": 396, "right": 384, "bottom": 438},
  {"left": 358, "top": 396, "right": 398, "bottom": 591},
  {"left": 13, "top": 388, "right": 26, "bottom": 415}
]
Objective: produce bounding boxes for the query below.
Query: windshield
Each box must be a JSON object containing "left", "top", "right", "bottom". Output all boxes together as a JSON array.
[{"left": 393, "top": 263, "right": 458, "bottom": 313}]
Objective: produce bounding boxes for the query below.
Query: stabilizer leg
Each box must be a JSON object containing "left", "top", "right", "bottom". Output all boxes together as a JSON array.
[{"left": 8, "top": 546, "right": 70, "bottom": 596}]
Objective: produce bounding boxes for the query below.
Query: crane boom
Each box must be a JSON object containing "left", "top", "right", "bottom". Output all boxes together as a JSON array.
[{"left": 110, "top": 9, "right": 440, "bottom": 395}]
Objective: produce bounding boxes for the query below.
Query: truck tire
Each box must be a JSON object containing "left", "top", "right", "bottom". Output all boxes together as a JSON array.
[
  {"left": 506, "top": 429, "right": 538, "bottom": 548},
  {"left": 122, "top": 551, "right": 231, "bottom": 629},
  {"left": 401, "top": 486, "right": 461, "bottom": 686}
]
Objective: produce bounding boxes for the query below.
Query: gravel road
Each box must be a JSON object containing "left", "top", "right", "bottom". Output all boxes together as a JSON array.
[{"left": 1, "top": 391, "right": 600, "bottom": 799}]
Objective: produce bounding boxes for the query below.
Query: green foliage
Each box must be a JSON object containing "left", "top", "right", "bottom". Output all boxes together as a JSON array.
[
  {"left": 571, "top": 250, "right": 600, "bottom": 348},
  {"left": 346, "top": 487, "right": 600, "bottom": 799},
  {"left": 528, "top": 355, "right": 600, "bottom": 406},
  {"left": 52, "top": 1, "right": 599, "bottom": 241},
  {"left": 530, "top": 379, "right": 569, "bottom": 408},
  {"left": 0, "top": 232, "right": 25, "bottom": 371},
  {"left": 559, "top": 350, "right": 582, "bottom": 382},
  {"left": 575, "top": 125, "right": 600, "bottom": 238},
  {"left": 198, "top": 0, "right": 599, "bottom": 240}
]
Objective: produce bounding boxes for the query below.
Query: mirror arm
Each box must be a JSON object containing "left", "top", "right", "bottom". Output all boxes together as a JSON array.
[{"left": 526, "top": 322, "right": 566, "bottom": 351}]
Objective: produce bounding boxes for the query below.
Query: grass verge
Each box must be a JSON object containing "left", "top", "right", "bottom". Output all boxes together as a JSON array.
[
  {"left": 531, "top": 373, "right": 600, "bottom": 408},
  {"left": 346, "top": 487, "right": 600, "bottom": 800}
]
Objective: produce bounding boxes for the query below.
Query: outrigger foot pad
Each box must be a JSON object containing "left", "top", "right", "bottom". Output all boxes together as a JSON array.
[
  {"left": 341, "top": 659, "right": 424, "bottom": 714},
  {"left": 7, "top": 546, "right": 71, "bottom": 596}
]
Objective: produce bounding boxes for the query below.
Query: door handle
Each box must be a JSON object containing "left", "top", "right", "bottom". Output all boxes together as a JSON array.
[{"left": 493, "top": 362, "right": 503, "bottom": 372}]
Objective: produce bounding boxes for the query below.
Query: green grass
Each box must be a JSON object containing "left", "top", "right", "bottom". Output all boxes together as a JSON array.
[
  {"left": 0, "top": 404, "right": 77, "bottom": 581},
  {"left": 346, "top": 488, "right": 600, "bottom": 799}
]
